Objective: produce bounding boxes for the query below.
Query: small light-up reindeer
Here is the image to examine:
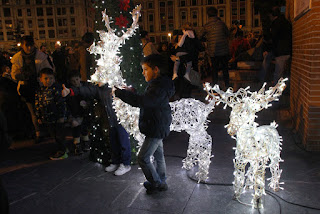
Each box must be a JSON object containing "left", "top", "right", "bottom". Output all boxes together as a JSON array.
[
  {"left": 88, "top": 6, "right": 218, "bottom": 182},
  {"left": 204, "top": 78, "right": 287, "bottom": 208}
]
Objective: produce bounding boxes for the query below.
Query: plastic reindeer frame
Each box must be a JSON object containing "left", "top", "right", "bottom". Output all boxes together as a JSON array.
[
  {"left": 204, "top": 78, "right": 287, "bottom": 208},
  {"left": 88, "top": 6, "right": 218, "bottom": 182}
]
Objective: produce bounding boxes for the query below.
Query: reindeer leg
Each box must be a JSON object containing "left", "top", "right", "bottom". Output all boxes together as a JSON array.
[
  {"left": 268, "top": 134, "right": 282, "bottom": 191},
  {"left": 252, "top": 157, "right": 268, "bottom": 208},
  {"left": 194, "top": 131, "right": 212, "bottom": 182},
  {"left": 233, "top": 149, "right": 247, "bottom": 199},
  {"left": 182, "top": 131, "right": 198, "bottom": 170}
]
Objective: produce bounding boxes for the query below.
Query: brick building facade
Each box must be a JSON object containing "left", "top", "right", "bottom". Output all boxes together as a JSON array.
[{"left": 287, "top": 0, "right": 320, "bottom": 151}]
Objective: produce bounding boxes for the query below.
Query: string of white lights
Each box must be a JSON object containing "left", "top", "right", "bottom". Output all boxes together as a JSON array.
[
  {"left": 204, "top": 78, "right": 287, "bottom": 208},
  {"left": 88, "top": 5, "right": 218, "bottom": 182}
]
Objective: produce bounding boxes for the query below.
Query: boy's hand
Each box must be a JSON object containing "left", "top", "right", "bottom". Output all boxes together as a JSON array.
[{"left": 61, "top": 84, "right": 70, "bottom": 97}]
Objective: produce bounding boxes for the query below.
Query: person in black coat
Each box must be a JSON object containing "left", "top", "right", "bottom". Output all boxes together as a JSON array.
[{"left": 114, "top": 54, "right": 175, "bottom": 194}]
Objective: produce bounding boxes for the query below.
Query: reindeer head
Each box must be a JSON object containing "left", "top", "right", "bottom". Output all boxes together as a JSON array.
[{"left": 204, "top": 78, "right": 288, "bottom": 136}]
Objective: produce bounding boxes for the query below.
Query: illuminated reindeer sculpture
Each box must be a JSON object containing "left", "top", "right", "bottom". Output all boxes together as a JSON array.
[
  {"left": 204, "top": 78, "right": 287, "bottom": 208},
  {"left": 88, "top": 6, "right": 218, "bottom": 182}
]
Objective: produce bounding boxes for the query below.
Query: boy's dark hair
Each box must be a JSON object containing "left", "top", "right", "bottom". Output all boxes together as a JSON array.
[
  {"left": 141, "top": 54, "right": 167, "bottom": 75},
  {"left": 207, "top": 7, "right": 218, "bottom": 17},
  {"left": 21, "top": 35, "right": 35, "bottom": 46},
  {"left": 39, "top": 68, "right": 54, "bottom": 77},
  {"left": 68, "top": 70, "right": 81, "bottom": 79},
  {"left": 140, "top": 30, "right": 149, "bottom": 39},
  {"left": 82, "top": 32, "right": 94, "bottom": 44}
]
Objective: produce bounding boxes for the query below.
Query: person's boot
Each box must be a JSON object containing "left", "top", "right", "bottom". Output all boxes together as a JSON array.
[{"left": 74, "top": 143, "right": 83, "bottom": 155}]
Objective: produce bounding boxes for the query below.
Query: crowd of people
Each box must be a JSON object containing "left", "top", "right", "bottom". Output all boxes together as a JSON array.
[{"left": 0, "top": 6, "right": 292, "bottom": 197}]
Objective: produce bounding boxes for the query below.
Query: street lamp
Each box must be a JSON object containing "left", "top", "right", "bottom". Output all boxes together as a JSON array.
[{"left": 168, "top": 32, "right": 172, "bottom": 42}]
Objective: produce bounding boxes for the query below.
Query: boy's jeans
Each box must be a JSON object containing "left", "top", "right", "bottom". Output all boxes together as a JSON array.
[
  {"left": 109, "top": 124, "right": 131, "bottom": 166},
  {"left": 138, "top": 137, "right": 166, "bottom": 185}
]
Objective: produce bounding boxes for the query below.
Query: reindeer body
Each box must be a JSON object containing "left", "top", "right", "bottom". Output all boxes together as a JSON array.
[{"left": 205, "top": 79, "right": 286, "bottom": 208}]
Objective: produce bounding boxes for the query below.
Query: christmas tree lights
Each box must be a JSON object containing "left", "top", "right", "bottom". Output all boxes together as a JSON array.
[
  {"left": 204, "top": 78, "right": 287, "bottom": 208},
  {"left": 89, "top": 6, "right": 219, "bottom": 181}
]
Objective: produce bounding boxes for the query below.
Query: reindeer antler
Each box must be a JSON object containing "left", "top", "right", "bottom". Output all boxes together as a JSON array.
[{"left": 250, "top": 78, "right": 288, "bottom": 111}]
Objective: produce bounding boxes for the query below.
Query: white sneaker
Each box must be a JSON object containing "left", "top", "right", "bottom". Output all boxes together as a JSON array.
[
  {"left": 105, "top": 164, "right": 119, "bottom": 172},
  {"left": 114, "top": 164, "right": 131, "bottom": 176}
]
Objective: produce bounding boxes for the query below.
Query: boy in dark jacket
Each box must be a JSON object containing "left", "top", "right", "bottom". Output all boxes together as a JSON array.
[
  {"left": 62, "top": 79, "right": 132, "bottom": 176},
  {"left": 114, "top": 54, "right": 175, "bottom": 194},
  {"left": 67, "top": 71, "right": 91, "bottom": 155},
  {"left": 35, "top": 68, "right": 67, "bottom": 160}
]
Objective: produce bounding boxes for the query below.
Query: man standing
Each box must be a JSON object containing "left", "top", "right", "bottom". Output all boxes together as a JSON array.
[
  {"left": 78, "top": 32, "right": 95, "bottom": 82},
  {"left": 203, "top": 7, "right": 230, "bottom": 88},
  {"left": 11, "top": 35, "right": 53, "bottom": 143}
]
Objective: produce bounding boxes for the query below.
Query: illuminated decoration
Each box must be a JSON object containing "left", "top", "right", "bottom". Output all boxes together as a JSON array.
[
  {"left": 170, "top": 98, "right": 218, "bottom": 181},
  {"left": 204, "top": 78, "right": 287, "bottom": 208},
  {"left": 89, "top": 6, "right": 218, "bottom": 182}
]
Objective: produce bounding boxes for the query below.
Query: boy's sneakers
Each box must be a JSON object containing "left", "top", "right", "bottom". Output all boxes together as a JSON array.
[
  {"left": 50, "top": 151, "right": 68, "bottom": 160},
  {"left": 143, "top": 181, "right": 168, "bottom": 194},
  {"left": 105, "top": 164, "right": 119, "bottom": 172},
  {"left": 114, "top": 164, "right": 131, "bottom": 176},
  {"left": 74, "top": 143, "right": 83, "bottom": 155}
]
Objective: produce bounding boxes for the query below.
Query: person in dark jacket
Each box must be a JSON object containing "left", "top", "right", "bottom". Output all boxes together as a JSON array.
[
  {"left": 66, "top": 71, "right": 91, "bottom": 155},
  {"left": 259, "top": 6, "right": 292, "bottom": 83},
  {"left": 35, "top": 68, "right": 67, "bottom": 160},
  {"left": 62, "top": 78, "right": 132, "bottom": 176},
  {"left": 114, "top": 54, "right": 175, "bottom": 194},
  {"left": 203, "top": 7, "right": 230, "bottom": 88}
]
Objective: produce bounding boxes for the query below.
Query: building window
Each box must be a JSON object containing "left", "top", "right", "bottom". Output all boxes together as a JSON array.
[
  {"left": 207, "top": 0, "right": 213, "bottom": 4},
  {"left": 3, "top": 0, "right": 10, "bottom": 4},
  {"left": 181, "top": 11, "right": 186, "bottom": 20},
  {"left": 16, "top": 0, "right": 21, "bottom": 4},
  {"left": 168, "top": 1, "right": 173, "bottom": 6},
  {"left": 58, "top": 19, "right": 62, "bottom": 26},
  {"left": 70, "top": 0, "right": 73, "bottom": 3},
  {"left": 57, "top": 8, "right": 61, "bottom": 15},
  {"left": 168, "top": 10, "right": 173, "bottom": 19},
  {"left": 3, "top": 8, "right": 11, "bottom": 17},
  {"left": 254, "top": 19, "right": 259, "bottom": 27},
  {"left": 192, "top": 0, "right": 197, "bottom": 6},
  {"left": 149, "top": 25, "right": 154, "bottom": 32},
  {"left": 29, "top": 31, "right": 33, "bottom": 37},
  {"left": 5, "top": 20, "right": 12, "bottom": 29},
  {"left": 0, "top": 21, "right": 2, "bottom": 29},
  {"left": 219, "top": 9, "right": 224, "bottom": 18},
  {"left": 48, "top": 30, "right": 55, "bottom": 38},
  {"left": 161, "top": 24, "right": 166, "bottom": 31},
  {"left": 148, "top": 14, "right": 153, "bottom": 22},
  {"left": 149, "top": 36, "right": 155, "bottom": 43},
  {"left": 7, "top": 32, "right": 14, "bottom": 40},
  {"left": 62, "top": 8, "right": 66, "bottom": 15},
  {"left": 180, "top": 0, "right": 186, "bottom": 7},
  {"left": 148, "top": 2, "right": 153, "bottom": 9},
  {"left": 0, "top": 33, "right": 3, "bottom": 40},
  {"left": 232, "top": 8, "right": 237, "bottom": 15},
  {"left": 47, "top": 18, "right": 54, "bottom": 27},
  {"left": 219, "top": 0, "right": 225, "bottom": 4},
  {"left": 18, "top": 20, "right": 24, "bottom": 29},
  {"left": 28, "top": 20, "right": 32, "bottom": 28},
  {"left": 232, "top": 0, "right": 237, "bottom": 2},
  {"left": 46, "top": 0, "right": 53, "bottom": 3},
  {"left": 26, "top": 0, "right": 30, "bottom": 4},
  {"left": 161, "top": 36, "right": 167, "bottom": 42},
  {"left": 160, "top": 2, "right": 165, "bottom": 7},
  {"left": 39, "top": 30, "right": 45, "bottom": 39},
  {"left": 71, "top": 29, "right": 76, "bottom": 37},
  {"left": 254, "top": 8, "right": 259, "bottom": 15},
  {"left": 160, "top": 13, "right": 165, "bottom": 20},
  {"left": 46, "top": 7, "right": 53, "bottom": 16},
  {"left": 70, "top": 7, "right": 74, "bottom": 14},
  {"left": 18, "top": 9, "right": 22, "bottom": 16},
  {"left": 38, "top": 19, "right": 45, "bottom": 28},
  {"left": 240, "top": 7, "right": 245, "bottom": 15},
  {"left": 192, "top": 11, "right": 197, "bottom": 19},
  {"left": 169, "top": 23, "right": 174, "bottom": 30},
  {"left": 27, "top": 8, "right": 31, "bottom": 16},
  {"left": 71, "top": 17, "right": 75, "bottom": 25},
  {"left": 240, "top": 20, "right": 245, "bottom": 26},
  {"left": 37, "top": 8, "right": 44, "bottom": 16},
  {"left": 36, "top": 0, "right": 42, "bottom": 4}
]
